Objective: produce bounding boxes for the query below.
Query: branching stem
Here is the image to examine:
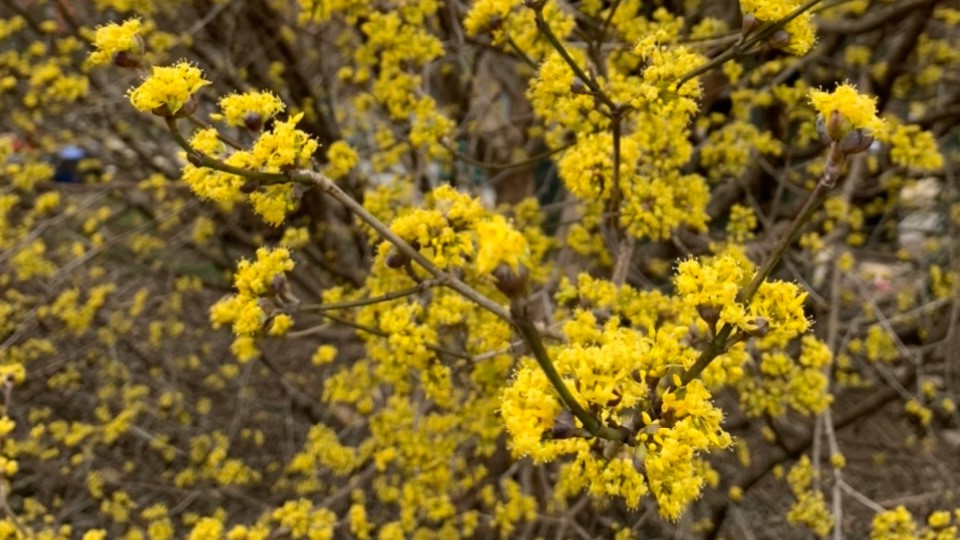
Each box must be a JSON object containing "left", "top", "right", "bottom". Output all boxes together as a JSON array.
[{"left": 680, "top": 142, "right": 846, "bottom": 385}]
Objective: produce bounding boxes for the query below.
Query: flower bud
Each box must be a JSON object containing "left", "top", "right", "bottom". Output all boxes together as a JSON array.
[
  {"left": 493, "top": 263, "right": 529, "bottom": 298},
  {"left": 386, "top": 250, "right": 409, "bottom": 269},
  {"left": 258, "top": 296, "right": 277, "bottom": 316},
  {"left": 112, "top": 50, "right": 141, "bottom": 69},
  {"left": 838, "top": 129, "right": 874, "bottom": 155},
  {"left": 741, "top": 14, "right": 760, "bottom": 35},
  {"left": 697, "top": 305, "right": 720, "bottom": 329},
  {"left": 112, "top": 34, "right": 145, "bottom": 69},
  {"left": 815, "top": 115, "right": 832, "bottom": 144},
  {"left": 151, "top": 95, "right": 198, "bottom": 119},
  {"left": 570, "top": 80, "right": 588, "bottom": 95},
  {"left": 767, "top": 29, "right": 790, "bottom": 50},
  {"left": 551, "top": 410, "right": 576, "bottom": 439},
  {"left": 749, "top": 316, "right": 769, "bottom": 337},
  {"left": 269, "top": 274, "right": 287, "bottom": 295},
  {"left": 243, "top": 112, "right": 263, "bottom": 132},
  {"left": 825, "top": 110, "right": 850, "bottom": 141}
]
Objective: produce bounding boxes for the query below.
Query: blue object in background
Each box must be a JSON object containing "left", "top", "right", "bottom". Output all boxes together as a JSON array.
[{"left": 53, "top": 145, "right": 85, "bottom": 183}]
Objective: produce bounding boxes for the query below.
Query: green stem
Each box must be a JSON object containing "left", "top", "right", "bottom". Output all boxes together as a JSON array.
[{"left": 512, "top": 302, "right": 628, "bottom": 442}]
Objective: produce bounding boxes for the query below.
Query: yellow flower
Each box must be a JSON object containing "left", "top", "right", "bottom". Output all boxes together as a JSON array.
[
  {"left": 88, "top": 18, "right": 142, "bottom": 66},
  {"left": 217, "top": 90, "right": 285, "bottom": 129},
  {"left": 809, "top": 83, "right": 885, "bottom": 136},
  {"left": 268, "top": 314, "right": 293, "bottom": 336},
  {"left": 324, "top": 140, "right": 359, "bottom": 179},
  {"left": 234, "top": 247, "right": 295, "bottom": 297},
  {"left": 128, "top": 61, "right": 210, "bottom": 115},
  {"left": 739, "top": 0, "right": 816, "bottom": 55},
  {"left": 475, "top": 215, "right": 529, "bottom": 274}
]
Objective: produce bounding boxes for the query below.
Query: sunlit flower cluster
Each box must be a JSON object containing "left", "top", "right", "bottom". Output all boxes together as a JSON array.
[
  {"left": 88, "top": 18, "right": 143, "bottom": 66},
  {"left": 809, "top": 83, "right": 886, "bottom": 136},
  {"left": 210, "top": 247, "right": 296, "bottom": 336},
  {"left": 128, "top": 61, "right": 209, "bottom": 115},
  {"left": 215, "top": 90, "right": 285, "bottom": 129}
]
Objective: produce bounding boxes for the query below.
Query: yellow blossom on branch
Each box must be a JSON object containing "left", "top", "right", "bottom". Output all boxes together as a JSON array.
[
  {"left": 739, "top": 0, "right": 817, "bottom": 56},
  {"left": 809, "top": 83, "right": 886, "bottom": 136},
  {"left": 216, "top": 90, "right": 285, "bottom": 129},
  {"left": 128, "top": 61, "right": 210, "bottom": 115},
  {"left": 88, "top": 18, "right": 143, "bottom": 66}
]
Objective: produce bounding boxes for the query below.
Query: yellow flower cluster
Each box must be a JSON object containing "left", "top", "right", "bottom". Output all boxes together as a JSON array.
[
  {"left": 323, "top": 140, "right": 359, "bottom": 179},
  {"left": 88, "top": 18, "right": 143, "bottom": 66},
  {"left": 128, "top": 61, "right": 210, "bottom": 115},
  {"left": 738, "top": 335, "right": 833, "bottom": 417},
  {"left": 182, "top": 113, "right": 317, "bottom": 225},
  {"left": 879, "top": 121, "right": 944, "bottom": 172},
  {"left": 215, "top": 90, "right": 285, "bottom": 129},
  {"left": 210, "top": 247, "right": 296, "bottom": 335},
  {"left": 675, "top": 254, "right": 809, "bottom": 341},
  {"left": 809, "top": 83, "right": 886, "bottom": 136},
  {"left": 871, "top": 506, "right": 917, "bottom": 540},
  {"left": 387, "top": 185, "right": 529, "bottom": 278},
  {"left": 739, "top": 0, "right": 817, "bottom": 55},
  {"left": 502, "top": 266, "right": 741, "bottom": 518},
  {"left": 786, "top": 456, "right": 834, "bottom": 537}
]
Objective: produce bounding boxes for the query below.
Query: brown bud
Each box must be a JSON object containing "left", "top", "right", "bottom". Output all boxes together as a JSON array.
[
  {"left": 492, "top": 263, "right": 529, "bottom": 298},
  {"left": 838, "top": 129, "right": 874, "bottom": 155},
  {"left": 112, "top": 51, "right": 141, "bottom": 69},
  {"left": 386, "top": 251, "right": 409, "bottom": 269},
  {"left": 551, "top": 410, "right": 576, "bottom": 439},
  {"left": 741, "top": 14, "right": 760, "bottom": 35},
  {"left": 258, "top": 296, "right": 277, "bottom": 316},
  {"left": 239, "top": 179, "right": 259, "bottom": 194},
  {"left": 751, "top": 317, "right": 769, "bottom": 337},
  {"left": 151, "top": 96, "right": 198, "bottom": 119},
  {"left": 243, "top": 112, "right": 263, "bottom": 132},
  {"left": 269, "top": 274, "right": 286, "bottom": 294},
  {"left": 570, "top": 80, "right": 588, "bottom": 95},
  {"left": 825, "top": 109, "right": 850, "bottom": 141},
  {"left": 697, "top": 305, "right": 720, "bottom": 328},
  {"left": 815, "top": 115, "right": 832, "bottom": 144},
  {"left": 767, "top": 29, "right": 790, "bottom": 50}
]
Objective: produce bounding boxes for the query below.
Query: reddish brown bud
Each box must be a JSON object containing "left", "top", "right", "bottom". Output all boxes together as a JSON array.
[
  {"left": 493, "top": 263, "right": 529, "bottom": 299},
  {"left": 112, "top": 51, "right": 141, "bottom": 69},
  {"left": 243, "top": 112, "right": 263, "bottom": 132},
  {"left": 767, "top": 29, "right": 790, "bottom": 50}
]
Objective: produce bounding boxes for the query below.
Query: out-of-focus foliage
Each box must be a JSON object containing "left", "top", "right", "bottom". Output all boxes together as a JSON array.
[{"left": 1, "top": 0, "right": 959, "bottom": 538}]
